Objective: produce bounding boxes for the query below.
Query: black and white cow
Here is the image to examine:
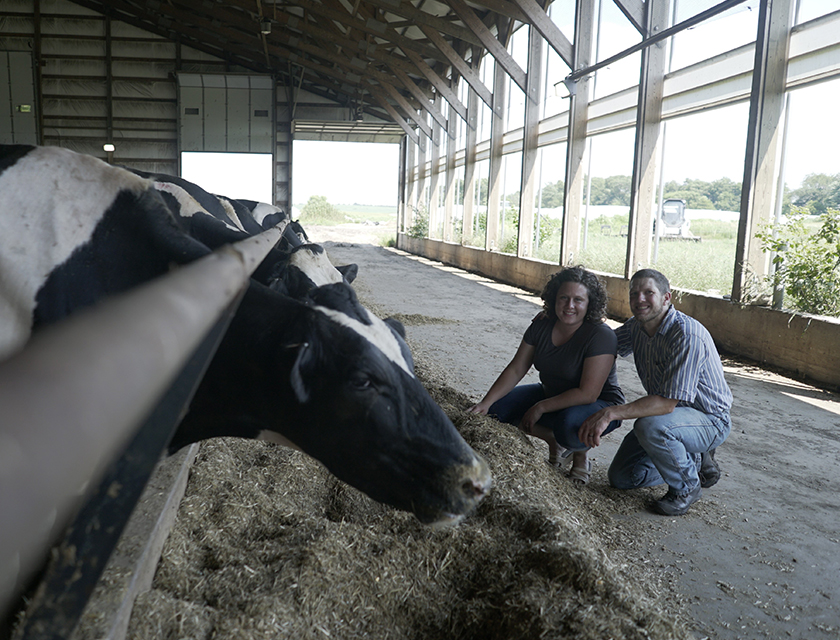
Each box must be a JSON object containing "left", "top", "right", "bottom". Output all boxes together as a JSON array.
[
  {"left": 0, "top": 144, "right": 491, "bottom": 524},
  {"left": 132, "top": 170, "right": 357, "bottom": 298}
]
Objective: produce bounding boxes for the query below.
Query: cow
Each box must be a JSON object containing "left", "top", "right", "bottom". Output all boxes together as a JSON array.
[
  {"left": 0, "top": 144, "right": 492, "bottom": 524},
  {"left": 132, "top": 170, "right": 357, "bottom": 297}
]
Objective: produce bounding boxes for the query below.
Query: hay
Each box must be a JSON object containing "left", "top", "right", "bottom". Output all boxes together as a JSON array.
[{"left": 127, "top": 356, "right": 693, "bottom": 640}]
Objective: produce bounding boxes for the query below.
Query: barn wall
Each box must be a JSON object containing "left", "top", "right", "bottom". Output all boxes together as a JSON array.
[{"left": 397, "top": 233, "right": 840, "bottom": 390}]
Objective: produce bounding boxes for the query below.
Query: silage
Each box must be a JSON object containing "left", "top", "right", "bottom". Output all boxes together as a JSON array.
[{"left": 127, "top": 360, "right": 694, "bottom": 640}]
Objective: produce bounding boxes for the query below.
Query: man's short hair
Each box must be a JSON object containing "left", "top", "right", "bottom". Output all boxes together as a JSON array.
[{"left": 630, "top": 268, "right": 671, "bottom": 294}]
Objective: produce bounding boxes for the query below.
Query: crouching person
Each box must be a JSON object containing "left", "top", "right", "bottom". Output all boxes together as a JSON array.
[{"left": 579, "top": 269, "right": 732, "bottom": 515}]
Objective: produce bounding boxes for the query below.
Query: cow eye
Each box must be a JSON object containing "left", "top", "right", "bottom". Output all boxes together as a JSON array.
[{"left": 349, "top": 374, "right": 372, "bottom": 390}]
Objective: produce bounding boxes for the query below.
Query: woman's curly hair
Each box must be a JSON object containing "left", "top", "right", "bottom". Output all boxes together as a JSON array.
[{"left": 540, "top": 265, "right": 608, "bottom": 323}]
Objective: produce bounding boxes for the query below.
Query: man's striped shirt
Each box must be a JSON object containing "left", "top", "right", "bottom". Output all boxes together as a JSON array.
[{"left": 615, "top": 306, "right": 732, "bottom": 419}]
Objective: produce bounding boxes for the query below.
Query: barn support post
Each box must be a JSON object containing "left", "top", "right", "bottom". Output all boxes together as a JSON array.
[
  {"left": 405, "top": 137, "right": 418, "bottom": 234},
  {"left": 428, "top": 95, "right": 443, "bottom": 239},
  {"left": 462, "top": 78, "right": 479, "bottom": 245},
  {"left": 624, "top": 0, "right": 669, "bottom": 277},
  {"left": 443, "top": 98, "right": 459, "bottom": 242},
  {"left": 33, "top": 0, "right": 44, "bottom": 145},
  {"left": 517, "top": 23, "right": 544, "bottom": 259},
  {"left": 0, "top": 225, "right": 286, "bottom": 629},
  {"left": 486, "top": 59, "right": 507, "bottom": 251},
  {"left": 105, "top": 11, "right": 113, "bottom": 150},
  {"left": 560, "top": 0, "right": 596, "bottom": 266},
  {"left": 416, "top": 131, "right": 427, "bottom": 229},
  {"left": 399, "top": 135, "right": 410, "bottom": 235},
  {"left": 732, "top": 0, "right": 796, "bottom": 303}
]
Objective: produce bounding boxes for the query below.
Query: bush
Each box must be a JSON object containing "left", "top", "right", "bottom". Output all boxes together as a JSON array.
[
  {"left": 757, "top": 207, "right": 840, "bottom": 316},
  {"left": 407, "top": 205, "right": 429, "bottom": 238},
  {"left": 299, "top": 195, "right": 346, "bottom": 225}
]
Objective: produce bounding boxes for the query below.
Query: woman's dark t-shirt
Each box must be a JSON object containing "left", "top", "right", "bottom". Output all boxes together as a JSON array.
[{"left": 523, "top": 318, "right": 624, "bottom": 405}]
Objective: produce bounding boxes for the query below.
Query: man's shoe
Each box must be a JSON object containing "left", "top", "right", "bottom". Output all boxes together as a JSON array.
[
  {"left": 699, "top": 449, "right": 720, "bottom": 488},
  {"left": 653, "top": 484, "right": 702, "bottom": 516}
]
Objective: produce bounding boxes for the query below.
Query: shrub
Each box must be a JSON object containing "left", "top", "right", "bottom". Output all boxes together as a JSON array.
[
  {"left": 299, "top": 195, "right": 346, "bottom": 225},
  {"left": 756, "top": 207, "right": 840, "bottom": 316}
]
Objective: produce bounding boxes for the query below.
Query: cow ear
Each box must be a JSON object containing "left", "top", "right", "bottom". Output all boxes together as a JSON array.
[
  {"left": 383, "top": 317, "right": 406, "bottom": 339},
  {"left": 290, "top": 342, "right": 312, "bottom": 403},
  {"left": 337, "top": 263, "right": 358, "bottom": 284}
]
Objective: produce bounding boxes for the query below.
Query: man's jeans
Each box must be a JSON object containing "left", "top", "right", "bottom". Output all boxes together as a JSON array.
[{"left": 608, "top": 407, "right": 731, "bottom": 494}]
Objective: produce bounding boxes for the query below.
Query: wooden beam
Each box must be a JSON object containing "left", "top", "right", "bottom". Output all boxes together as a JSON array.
[
  {"left": 418, "top": 23, "right": 495, "bottom": 113},
  {"left": 447, "top": 0, "right": 528, "bottom": 95},
  {"left": 509, "top": 0, "right": 574, "bottom": 67}
]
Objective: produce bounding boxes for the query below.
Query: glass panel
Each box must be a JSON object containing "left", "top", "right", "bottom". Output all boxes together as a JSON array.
[
  {"left": 795, "top": 0, "right": 837, "bottom": 23},
  {"left": 593, "top": 0, "right": 643, "bottom": 100},
  {"left": 501, "top": 152, "right": 523, "bottom": 253},
  {"left": 534, "top": 142, "right": 567, "bottom": 262},
  {"left": 577, "top": 128, "right": 636, "bottom": 275},
  {"left": 464, "top": 159, "right": 490, "bottom": 247},
  {"left": 652, "top": 102, "right": 750, "bottom": 295},
  {"left": 783, "top": 80, "right": 840, "bottom": 203},
  {"left": 670, "top": 0, "right": 759, "bottom": 72}
]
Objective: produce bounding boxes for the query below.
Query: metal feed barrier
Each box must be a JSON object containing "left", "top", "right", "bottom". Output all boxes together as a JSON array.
[{"left": 0, "top": 222, "right": 286, "bottom": 639}]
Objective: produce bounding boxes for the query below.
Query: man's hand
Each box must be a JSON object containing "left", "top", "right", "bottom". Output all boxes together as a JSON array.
[{"left": 579, "top": 407, "right": 612, "bottom": 448}]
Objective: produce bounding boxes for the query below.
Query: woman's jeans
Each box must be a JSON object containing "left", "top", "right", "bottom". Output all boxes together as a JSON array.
[
  {"left": 608, "top": 407, "right": 731, "bottom": 495},
  {"left": 488, "top": 383, "right": 622, "bottom": 450}
]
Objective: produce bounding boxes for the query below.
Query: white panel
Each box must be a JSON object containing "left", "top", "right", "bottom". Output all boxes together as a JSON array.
[
  {"left": 180, "top": 86, "right": 204, "bottom": 151},
  {"left": 250, "top": 88, "right": 273, "bottom": 153},
  {"left": 204, "top": 86, "right": 226, "bottom": 150},
  {"left": 227, "top": 87, "right": 250, "bottom": 152}
]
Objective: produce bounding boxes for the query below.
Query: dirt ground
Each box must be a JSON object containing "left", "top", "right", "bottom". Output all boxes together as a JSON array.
[{"left": 307, "top": 223, "right": 840, "bottom": 640}]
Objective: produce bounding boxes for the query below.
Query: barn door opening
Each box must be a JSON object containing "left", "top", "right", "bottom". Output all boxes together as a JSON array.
[{"left": 180, "top": 152, "right": 273, "bottom": 204}]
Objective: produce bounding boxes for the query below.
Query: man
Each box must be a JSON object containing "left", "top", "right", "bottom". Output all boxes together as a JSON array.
[{"left": 579, "top": 269, "right": 732, "bottom": 516}]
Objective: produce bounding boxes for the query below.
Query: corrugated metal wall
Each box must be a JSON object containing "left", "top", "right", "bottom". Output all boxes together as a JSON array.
[{"left": 0, "top": 0, "right": 291, "bottom": 185}]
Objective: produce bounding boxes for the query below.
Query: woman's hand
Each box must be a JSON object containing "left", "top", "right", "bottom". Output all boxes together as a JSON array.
[
  {"left": 519, "top": 403, "right": 545, "bottom": 434},
  {"left": 467, "top": 401, "right": 490, "bottom": 415}
]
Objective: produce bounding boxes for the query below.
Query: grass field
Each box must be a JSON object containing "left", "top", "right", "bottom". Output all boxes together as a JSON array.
[{"left": 302, "top": 207, "right": 768, "bottom": 298}]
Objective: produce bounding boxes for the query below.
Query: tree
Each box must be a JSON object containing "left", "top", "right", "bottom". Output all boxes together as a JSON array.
[
  {"left": 540, "top": 179, "right": 565, "bottom": 208},
  {"left": 300, "top": 195, "right": 345, "bottom": 224},
  {"left": 789, "top": 173, "right": 840, "bottom": 215}
]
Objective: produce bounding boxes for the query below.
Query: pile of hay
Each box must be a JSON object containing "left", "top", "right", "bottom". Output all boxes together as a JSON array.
[{"left": 127, "top": 361, "right": 693, "bottom": 640}]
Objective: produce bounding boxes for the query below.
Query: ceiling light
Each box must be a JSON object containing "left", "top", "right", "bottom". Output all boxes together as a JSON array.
[
  {"left": 103, "top": 143, "right": 115, "bottom": 152},
  {"left": 260, "top": 19, "right": 271, "bottom": 34}
]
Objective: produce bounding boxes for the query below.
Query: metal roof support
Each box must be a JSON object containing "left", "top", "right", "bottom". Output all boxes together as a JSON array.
[
  {"left": 517, "top": 23, "right": 544, "bottom": 259},
  {"left": 0, "top": 225, "right": 285, "bottom": 625},
  {"left": 624, "top": 0, "right": 670, "bottom": 277},
  {"left": 486, "top": 60, "right": 508, "bottom": 251},
  {"left": 732, "top": 0, "right": 796, "bottom": 303},
  {"left": 560, "top": 0, "right": 597, "bottom": 266},
  {"left": 564, "top": 0, "right": 751, "bottom": 83}
]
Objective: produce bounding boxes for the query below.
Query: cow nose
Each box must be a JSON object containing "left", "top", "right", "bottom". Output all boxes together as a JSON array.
[{"left": 462, "top": 477, "right": 490, "bottom": 498}]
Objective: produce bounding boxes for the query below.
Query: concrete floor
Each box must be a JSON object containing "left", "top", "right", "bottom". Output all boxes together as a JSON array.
[{"left": 320, "top": 235, "right": 840, "bottom": 640}]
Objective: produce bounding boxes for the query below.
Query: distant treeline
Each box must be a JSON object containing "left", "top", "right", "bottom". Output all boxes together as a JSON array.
[{"left": 463, "top": 173, "right": 840, "bottom": 215}]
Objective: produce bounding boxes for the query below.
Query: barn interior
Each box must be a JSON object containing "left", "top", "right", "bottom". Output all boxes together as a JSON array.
[{"left": 1, "top": 0, "right": 839, "bottom": 638}]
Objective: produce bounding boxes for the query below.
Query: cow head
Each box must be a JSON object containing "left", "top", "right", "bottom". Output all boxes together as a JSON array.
[
  {"left": 283, "top": 283, "right": 491, "bottom": 524},
  {"left": 267, "top": 243, "right": 358, "bottom": 299},
  {"left": 174, "top": 281, "right": 491, "bottom": 525}
]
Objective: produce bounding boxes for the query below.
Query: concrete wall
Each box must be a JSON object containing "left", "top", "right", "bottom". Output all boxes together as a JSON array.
[{"left": 397, "top": 234, "right": 840, "bottom": 390}]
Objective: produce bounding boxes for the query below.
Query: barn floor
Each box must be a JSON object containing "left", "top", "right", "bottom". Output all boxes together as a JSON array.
[{"left": 313, "top": 225, "right": 840, "bottom": 640}]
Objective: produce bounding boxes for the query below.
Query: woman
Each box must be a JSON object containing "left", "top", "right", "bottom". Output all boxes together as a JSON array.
[{"left": 468, "top": 266, "right": 624, "bottom": 484}]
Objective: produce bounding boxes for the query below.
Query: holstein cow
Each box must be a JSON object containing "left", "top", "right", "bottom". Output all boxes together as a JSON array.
[
  {"left": 0, "top": 144, "right": 491, "bottom": 524},
  {"left": 134, "top": 170, "right": 358, "bottom": 299}
]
